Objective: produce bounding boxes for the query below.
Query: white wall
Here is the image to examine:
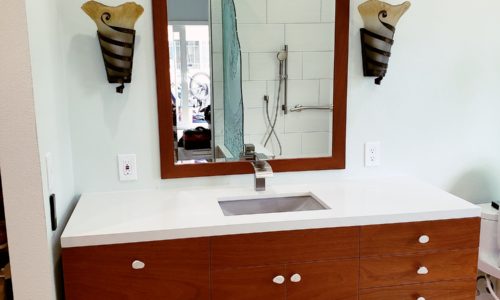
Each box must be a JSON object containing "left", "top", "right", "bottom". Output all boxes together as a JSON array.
[
  {"left": 211, "top": 0, "right": 335, "bottom": 159},
  {"left": 33, "top": 0, "right": 500, "bottom": 202},
  {"left": 0, "top": 0, "right": 58, "bottom": 299},
  {"left": 24, "top": 0, "right": 79, "bottom": 298}
]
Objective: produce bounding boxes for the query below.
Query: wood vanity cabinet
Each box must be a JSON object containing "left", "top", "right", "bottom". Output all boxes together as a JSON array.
[{"left": 62, "top": 218, "right": 480, "bottom": 300}]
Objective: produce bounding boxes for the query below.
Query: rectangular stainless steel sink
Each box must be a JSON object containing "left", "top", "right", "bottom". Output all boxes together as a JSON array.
[{"left": 219, "top": 193, "right": 329, "bottom": 216}]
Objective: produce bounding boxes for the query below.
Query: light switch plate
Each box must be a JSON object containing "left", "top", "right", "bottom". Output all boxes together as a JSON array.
[
  {"left": 45, "top": 153, "right": 54, "bottom": 194},
  {"left": 118, "top": 154, "right": 138, "bottom": 181},
  {"left": 365, "top": 142, "right": 381, "bottom": 167}
]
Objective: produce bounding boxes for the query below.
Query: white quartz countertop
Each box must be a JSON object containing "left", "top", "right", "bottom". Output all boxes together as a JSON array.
[{"left": 61, "top": 177, "right": 480, "bottom": 248}]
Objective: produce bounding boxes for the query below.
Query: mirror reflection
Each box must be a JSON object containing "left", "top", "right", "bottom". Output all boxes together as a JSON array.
[{"left": 167, "top": 0, "right": 335, "bottom": 164}]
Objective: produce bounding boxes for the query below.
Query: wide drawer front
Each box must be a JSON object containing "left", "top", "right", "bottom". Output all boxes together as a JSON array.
[
  {"left": 359, "top": 280, "right": 476, "bottom": 300},
  {"left": 360, "top": 248, "right": 478, "bottom": 289},
  {"left": 63, "top": 238, "right": 210, "bottom": 300},
  {"left": 211, "top": 227, "right": 359, "bottom": 269},
  {"left": 360, "top": 218, "right": 480, "bottom": 257}
]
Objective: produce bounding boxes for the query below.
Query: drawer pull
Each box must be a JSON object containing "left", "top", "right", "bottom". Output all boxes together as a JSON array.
[
  {"left": 418, "top": 235, "right": 430, "bottom": 244},
  {"left": 272, "top": 275, "right": 285, "bottom": 285},
  {"left": 131, "top": 260, "right": 145, "bottom": 270},
  {"left": 417, "top": 297, "right": 426, "bottom": 300},
  {"left": 290, "top": 273, "right": 302, "bottom": 283},
  {"left": 417, "top": 266, "right": 429, "bottom": 275}
]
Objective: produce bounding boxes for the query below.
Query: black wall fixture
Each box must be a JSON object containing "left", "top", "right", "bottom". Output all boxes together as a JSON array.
[
  {"left": 358, "top": 0, "right": 410, "bottom": 85},
  {"left": 82, "top": 1, "right": 144, "bottom": 93}
]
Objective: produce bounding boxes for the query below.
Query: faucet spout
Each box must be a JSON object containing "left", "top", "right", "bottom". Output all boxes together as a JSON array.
[{"left": 252, "top": 160, "right": 273, "bottom": 191}]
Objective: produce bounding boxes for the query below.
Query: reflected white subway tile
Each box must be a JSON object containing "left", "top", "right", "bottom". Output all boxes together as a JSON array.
[
  {"left": 281, "top": 133, "right": 303, "bottom": 158},
  {"left": 284, "top": 110, "right": 330, "bottom": 133},
  {"left": 211, "top": 0, "right": 222, "bottom": 23},
  {"left": 212, "top": 53, "right": 223, "bottom": 82},
  {"left": 302, "top": 132, "right": 331, "bottom": 156},
  {"left": 213, "top": 81, "right": 224, "bottom": 109},
  {"left": 244, "top": 107, "right": 284, "bottom": 135},
  {"left": 288, "top": 80, "right": 320, "bottom": 107},
  {"left": 303, "top": 52, "right": 334, "bottom": 79},
  {"left": 243, "top": 81, "right": 267, "bottom": 108},
  {"left": 242, "top": 53, "right": 250, "bottom": 81},
  {"left": 285, "top": 24, "right": 335, "bottom": 52},
  {"left": 211, "top": 23, "right": 222, "bottom": 53},
  {"left": 239, "top": 24, "right": 284, "bottom": 53},
  {"left": 249, "top": 53, "right": 279, "bottom": 81},
  {"left": 213, "top": 109, "right": 225, "bottom": 136},
  {"left": 234, "top": 0, "right": 267, "bottom": 24},
  {"left": 319, "top": 79, "right": 334, "bottom": 106},
  {"left": 287, "top": 52, "right": 303, "bottom": 80},
  {"left": 268, "top": 0, "right": 321, "bottom": 23},
  {"left": 321, "top": 0, "right": 336, "bottom": 23}
]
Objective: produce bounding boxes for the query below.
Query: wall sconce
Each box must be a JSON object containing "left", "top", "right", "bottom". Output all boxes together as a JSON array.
[
  {"left": 358, "top": 0, "right": 410, "bottom": 85},
  {"left": 82, "top": 1, "right": 144, "bottom": 93}
]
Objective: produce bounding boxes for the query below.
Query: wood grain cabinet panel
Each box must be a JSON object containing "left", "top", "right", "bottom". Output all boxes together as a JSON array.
[
  {"left": 359, "top": 280, "right": 476, "bottom": 300},
  {"left": 360, "top": 218, "right": 480, "bottom": 256},
  {"left": 360, "top": 248, "right": 478, "bottom": 289},
  {"left": 211, "top": 227, "right": 360, "bottom": 269},
  {"left": 212, "top": 265, "right": 287, "bottom": 300},
  {"left": 62, "top": 238, "right": 210, "bottom": 300},
  {"left": 287, "top": 259, "right": 359, "bottom": 300}
]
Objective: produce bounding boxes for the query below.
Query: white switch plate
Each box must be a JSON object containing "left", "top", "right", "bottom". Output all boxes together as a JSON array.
[
  {"left": 45, "top": 153, "right": 54, "bottom": 194},
  {"left": 118, "top": 154, "right": 138, "bottom": 181},
  {"left": 365, "top": 142, "right": 381, "bottom": 167}
]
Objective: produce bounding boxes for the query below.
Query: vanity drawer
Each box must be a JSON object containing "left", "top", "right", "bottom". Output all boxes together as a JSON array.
[
  {"left": 63, "top": 238, "right": 210, "bottom": 300},
  {"left": 359, "top": 280, "right": 476, "bottom": 300},
  {"left": 360, "top": 218, "right": 480, "bottom": 256},
  {"left": 211, "top": 227, "right": 359, "bottom": 269},
  {"left": 359, "top": 248, "right": 478, "bottom": 289}
]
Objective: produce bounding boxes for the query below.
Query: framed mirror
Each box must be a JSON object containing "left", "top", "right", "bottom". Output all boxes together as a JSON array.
[{"left": 153, "top": 0, "right": 349, "bottom": 178}]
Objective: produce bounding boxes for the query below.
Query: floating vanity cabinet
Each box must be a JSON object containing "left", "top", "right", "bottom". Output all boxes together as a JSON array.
[
  {"left": 62, "top": 218, "right": 480, "bottom": 300},
  {"left": 62, "top": 238, "right": 210, "bottom": 300},
  {"left": 359, "top": 218, "right": 480, "bottom": 300},
  {"left": 211, "top": 228, "right": 360, "bottom": 300}
]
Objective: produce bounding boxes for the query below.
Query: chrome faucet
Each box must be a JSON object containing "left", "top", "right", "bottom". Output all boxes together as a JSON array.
[
  {"left": 252, "top": 160, "right": 273, "bottom": 192},
  {"left": 241, "top": 144, "right": 274, "bottom": 191}
]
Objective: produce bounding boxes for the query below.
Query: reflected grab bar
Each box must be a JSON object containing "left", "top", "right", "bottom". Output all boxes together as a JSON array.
[{"left": 289, "top": 104, "right": 333, "bottom": 113}]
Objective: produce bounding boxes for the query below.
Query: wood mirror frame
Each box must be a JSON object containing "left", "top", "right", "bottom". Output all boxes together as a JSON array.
[{"left": 153, "top": 0, "right": 349, "bottom": 179}]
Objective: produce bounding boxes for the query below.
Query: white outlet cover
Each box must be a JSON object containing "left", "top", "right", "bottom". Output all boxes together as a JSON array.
[
  {"left": 118, "top": 154, "right": 138, "bottom": 181},
  {"left": 365, "top": 142, "right": 381, "bottom": 167}
]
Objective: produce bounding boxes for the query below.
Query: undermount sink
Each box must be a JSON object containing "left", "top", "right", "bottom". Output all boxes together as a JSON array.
[{"left": 218, "top": 193, "right": 330, "bottom": 216}]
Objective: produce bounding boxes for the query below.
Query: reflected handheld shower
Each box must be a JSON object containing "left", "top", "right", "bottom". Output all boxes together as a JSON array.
[{"left": 263, "top": 45, "right": 289, "bottom": 156}]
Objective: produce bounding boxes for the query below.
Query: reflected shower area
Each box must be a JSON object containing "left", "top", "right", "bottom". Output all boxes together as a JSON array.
[{"left": 167, "top": 0, "right": 335, "bottom": 165}]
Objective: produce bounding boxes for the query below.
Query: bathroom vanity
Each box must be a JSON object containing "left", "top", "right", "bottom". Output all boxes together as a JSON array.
[{"left": 61, "top": 178, "right": 481, "bottom": 300}]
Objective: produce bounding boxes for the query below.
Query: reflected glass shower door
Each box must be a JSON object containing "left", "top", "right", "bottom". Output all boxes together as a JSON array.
[{"left": 222, "top": 0, "right": 244, "bottom": 159}]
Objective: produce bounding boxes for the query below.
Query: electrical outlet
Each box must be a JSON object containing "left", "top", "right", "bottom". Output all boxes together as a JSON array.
[
  {"left": 365, "top": 142, "right": 381, "bottom": 167},
  {"left": 118, "top": 154, "right": 138, "bottom": 181}
]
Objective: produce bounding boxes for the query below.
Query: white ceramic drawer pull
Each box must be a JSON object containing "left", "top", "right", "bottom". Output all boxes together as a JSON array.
[
  {"left": 418, "top": 235, "right": 430, "bottom": 244},
  {"left": 273, "top": 275, "right": 285, "bottom": 285},
  {"left": 132, "top": 260, "right": 145, "bottom": 270},
  {"left": 290, "top": 273, "right": 302, "bottom": 283},
  {"left": 417, "top": 297, "right": 426, "bottom": 300},
  {"left": 417, "top": 266, "right": 429, "bottom": 275}
]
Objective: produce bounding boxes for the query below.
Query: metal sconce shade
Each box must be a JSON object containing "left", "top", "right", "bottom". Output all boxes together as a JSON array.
[
  {"left": 82, "top": 1, "right": 144, "bottom": 93},
  {"left": 358, "top": 0, "right": 410, "bottom": 85}
]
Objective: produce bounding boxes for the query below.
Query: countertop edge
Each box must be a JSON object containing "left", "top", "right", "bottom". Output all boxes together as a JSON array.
[{"left": 61, "top": 207, "right": 480, "bottom": 249}]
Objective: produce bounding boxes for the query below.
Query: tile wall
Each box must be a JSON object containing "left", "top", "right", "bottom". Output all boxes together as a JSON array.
[{"left": 212, "top": 0, "right": 335, "bottom": 158}]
